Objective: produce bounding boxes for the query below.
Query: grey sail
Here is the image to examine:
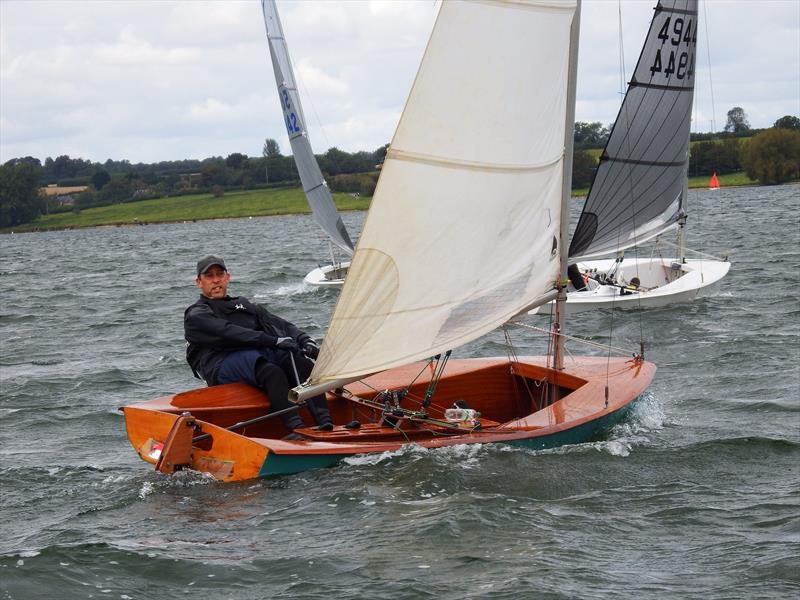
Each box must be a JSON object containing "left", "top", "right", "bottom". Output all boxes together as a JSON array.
[
  {"left": 261, "top": 0, "right": 354, "bottom": 255},
  {"left": 569, "top": 0, "right": 697, "bottom": 260}
]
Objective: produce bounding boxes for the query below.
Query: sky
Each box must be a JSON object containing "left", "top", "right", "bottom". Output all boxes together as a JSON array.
[{"left": 1, "top": 0, "right": 798, "bottom": 165}]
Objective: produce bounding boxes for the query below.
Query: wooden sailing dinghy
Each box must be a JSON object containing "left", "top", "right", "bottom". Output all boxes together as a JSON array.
[
  {"left": 125, "top": 357, "right": 654, "bottom": 481},
  {"left": 531, "top": 0, "right": 730, "bottom": 315},
  {"left": 122, "top": 0, "right": 656, "bottom": 482}
]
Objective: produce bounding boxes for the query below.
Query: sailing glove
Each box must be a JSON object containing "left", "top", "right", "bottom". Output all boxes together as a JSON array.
[
  {"left": 276, "top": 337, "right": 298, "bottom": 351},
  {"left": 302, "top": 340, "right": 319, "bottom": 359}
]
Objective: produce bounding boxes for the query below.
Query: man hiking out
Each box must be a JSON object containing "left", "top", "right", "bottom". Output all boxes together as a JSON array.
[{"left": 184, "top": 255, "right": 332, "bottom": 439}]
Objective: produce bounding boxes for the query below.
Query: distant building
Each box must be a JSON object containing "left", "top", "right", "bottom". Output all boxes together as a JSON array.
[
  {"left": 179, "top": 173, "right": 203, "bottom": 188},
  {"left": 56, "top": 195, "right": 76, "bottom": 206},
  {"left": 132, "top": 188, "right": 156, "bottom": 200}
]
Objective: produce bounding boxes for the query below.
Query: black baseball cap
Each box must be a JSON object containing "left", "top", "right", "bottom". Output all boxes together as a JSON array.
[{"left": 196, "top": 255, "right": 227, "bottom": 276}]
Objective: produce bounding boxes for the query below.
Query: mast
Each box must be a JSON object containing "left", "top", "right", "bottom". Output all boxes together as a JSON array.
[
  {"left": 677, "top": 176, "right": 688, "bottom": 263},
  {"left": 554, "top": 0, "right": 581, "bottom": 371}
]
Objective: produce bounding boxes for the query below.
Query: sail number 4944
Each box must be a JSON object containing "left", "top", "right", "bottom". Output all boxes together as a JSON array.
[{"left": 650, "top": 16, "right": 696, "bottom": 80}]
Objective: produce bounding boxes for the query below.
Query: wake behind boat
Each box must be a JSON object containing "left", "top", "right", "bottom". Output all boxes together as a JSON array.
[{"left": 123, "top": 0, "right": 660, "bottom": 481}]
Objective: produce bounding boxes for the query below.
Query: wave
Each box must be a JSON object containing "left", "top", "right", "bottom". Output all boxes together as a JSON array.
[
  {"left": 728, "top": 399, "right": 800, "bottom": 413},
  {"left": 679, "top": 436, "right": 800, "bottom": 454}
]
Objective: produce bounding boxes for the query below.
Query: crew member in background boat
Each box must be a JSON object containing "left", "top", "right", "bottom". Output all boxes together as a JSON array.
[
  {"left": 567, "top": 263, "right": 588, "bottom": 291},
  {"left": 620, "top": 277, "right": 641, "bottom": 296},
  {"left": 184, "top": 255, "right": 333, "bottom": 439}
]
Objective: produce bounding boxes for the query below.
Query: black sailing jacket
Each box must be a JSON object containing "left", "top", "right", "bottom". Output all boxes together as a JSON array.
[{"left": 184, "top": 295, "right": 312, "bottom": 385}]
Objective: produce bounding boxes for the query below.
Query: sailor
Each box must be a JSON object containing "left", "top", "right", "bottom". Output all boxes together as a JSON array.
[
  {"left": 620, "top": 277, "right": 641, "bottom": 295},
  {"left": 184, "top": 255, "right": 332, "bottom": 438},
  {"left": 567, "top": 263, "right": 588, "bottom": 291}
]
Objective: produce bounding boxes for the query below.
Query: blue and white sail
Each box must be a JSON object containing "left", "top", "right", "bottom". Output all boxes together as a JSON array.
[{"left": 261, "top": 0, "right": 354, "bottom": 255}]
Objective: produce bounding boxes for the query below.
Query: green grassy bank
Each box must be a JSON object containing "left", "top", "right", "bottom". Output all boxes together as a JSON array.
[
  {"left": 4, "top": 187, "right": 371, "bottom": 233},
  {"left": 571, "top": 171, "right": 756, "bottom": 197},
  {"left": 4, "top": 171, "right": 758, "bottom": 234}
]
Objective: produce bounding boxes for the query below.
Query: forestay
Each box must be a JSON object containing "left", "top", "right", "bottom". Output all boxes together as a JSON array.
[
  {"left": 309, "top": 0, "right": 578, "bottom": 384},
  {"left": 261, "top": 0, "right": 354, "bottom": 255},
  {"left": 569, "top": 0, "right": 697, "bottom": 260}
]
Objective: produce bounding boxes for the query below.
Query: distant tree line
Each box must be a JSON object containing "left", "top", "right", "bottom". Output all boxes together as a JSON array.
[
  {"left": 688, "top": 111, "right": 800, "bottom": 183},
  {"left": 742, "top": 126, "right": 800, "bottom": 185},
  {"left": 0, "top": 160, "right": 45, "bottom": 227},
  {"left": 573, "top": 109, "right": 799, "bottom": 187},
  {"left": 0, "top": 141, "right": 390, "bottom": 226},
  {"left": 2, "top": 111, "right": 798, "bottom": 228},
  {"left": 32, "top": 143, "right": 386, "bottom": 192}
]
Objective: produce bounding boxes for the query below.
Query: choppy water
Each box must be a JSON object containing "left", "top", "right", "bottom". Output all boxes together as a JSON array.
[{"left": 1, "top": 184, "right": 798, "bottom": 599}]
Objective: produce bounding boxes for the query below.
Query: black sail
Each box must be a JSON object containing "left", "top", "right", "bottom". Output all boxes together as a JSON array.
[{"left": 569, "top": 0, "right": 697, "bottom": 260}]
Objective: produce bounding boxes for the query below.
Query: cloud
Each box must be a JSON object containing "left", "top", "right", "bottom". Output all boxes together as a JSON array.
[
  {"left": 187, "top": 98, "right": 238, "bottom": 122},
  {"left": 97, "top": 28, "right": 200, "bottom": 67},
  {"left": 295, "top": 59, "right": 349, "bottom": 98},
  {"left": 1, "top": 0, "right": 798, "bottom": 164}
]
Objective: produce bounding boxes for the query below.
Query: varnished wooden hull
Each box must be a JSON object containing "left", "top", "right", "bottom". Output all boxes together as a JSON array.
[{"left": 122, "top": 356, "right": 655, "bottom": 482}]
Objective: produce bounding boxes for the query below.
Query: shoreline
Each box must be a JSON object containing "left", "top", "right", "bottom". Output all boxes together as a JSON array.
[{"left": 2, "top": 179, "right": 784, "bottom": 236}]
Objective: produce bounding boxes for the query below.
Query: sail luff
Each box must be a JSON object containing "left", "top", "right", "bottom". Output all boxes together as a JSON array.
[
  {"left": 555, "top": 0, "right": 582, "bottom": 371},
  {"left": 261, "top": 0, "right": 354, "bottom": 255},
  {"left": 569, "top": 0, "right": 698, "bottom": 261}
]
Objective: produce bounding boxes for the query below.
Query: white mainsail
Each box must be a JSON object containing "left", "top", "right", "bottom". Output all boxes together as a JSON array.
[
  {"left": 309, "top": 0, "right": 579, "bottom": 385},
  {"left": 569, "top": 0, "right": 698, "bottom": 261},
  {"left": 261, "top": 0, "right": 354, "bottom": 255}
]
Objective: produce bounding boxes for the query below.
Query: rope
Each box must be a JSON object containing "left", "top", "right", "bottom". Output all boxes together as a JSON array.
[
  {"left": 656, "top": 237, "right": 729, "bottom": 261},
  {"left": 614, "top": 0, "right": 645, "bottom": 369},
  {"left": 288, "top": 352, "right": 301, "bottom": 386},
  {"left": 421, "top": 351, "right": 451, "bottom": 409},
  {"left": 703, "top": 1, "right": 717, "bottom": 134},
  {"left": 503, "top": 327, "right": 547, "bottom": 410},
  {"left": 291, "top": 50, "right": 332, "bottom": 152},
  {"left": 508, "top": 320, "right": 633, "bottom": 358},
  {"left": 334, "top": 353, "right": 467, "bottom": 437}
]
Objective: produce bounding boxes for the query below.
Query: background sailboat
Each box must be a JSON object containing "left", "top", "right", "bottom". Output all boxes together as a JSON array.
[
  {"left": 123, "top": 0, "right": 656, "bottom": 482},
  {"left": 532, "top": 0, "right": 730, "bottom": 315},
  {"left": 261, "top": 0, "right": 354, "bottom": 287}
]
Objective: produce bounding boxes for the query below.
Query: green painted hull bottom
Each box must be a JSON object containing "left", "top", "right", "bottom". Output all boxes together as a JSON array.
[
  {"left": 259, "top": 453, "right": 346, "bottom": 477},
  {"left": 257, "top": 396, "right": 641, "bottom": 477}
]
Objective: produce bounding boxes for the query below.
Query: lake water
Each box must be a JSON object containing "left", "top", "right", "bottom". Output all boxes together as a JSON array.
[{"left": 1, "top": 184, "right": 798, "bottom": 599}]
